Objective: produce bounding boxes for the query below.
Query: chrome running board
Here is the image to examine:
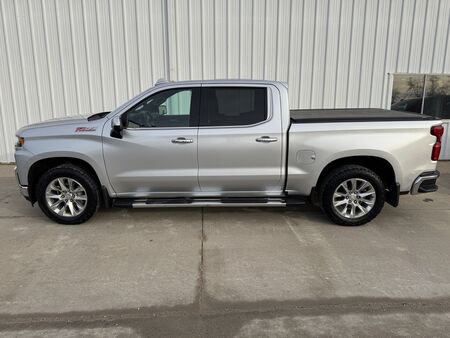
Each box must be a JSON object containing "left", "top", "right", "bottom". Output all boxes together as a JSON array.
[
  {"left": 113, "top": 197, "right": 288, "bottom": 208},
  {"left": 132, "top": 201, "right": 286, "bottom": 208}
]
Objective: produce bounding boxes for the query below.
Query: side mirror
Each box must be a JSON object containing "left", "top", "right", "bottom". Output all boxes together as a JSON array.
[{"left": 110, "top": 116, "right": 123, "bottom": 139}]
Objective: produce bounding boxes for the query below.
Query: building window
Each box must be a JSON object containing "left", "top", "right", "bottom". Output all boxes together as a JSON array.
[{"left": 391, "top": 74, "right": 450, "bottom": 119}]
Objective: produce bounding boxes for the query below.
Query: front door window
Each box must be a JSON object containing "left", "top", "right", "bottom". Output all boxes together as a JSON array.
[{"left": 124, "top": 88, "right": 198, "bottom": 128}]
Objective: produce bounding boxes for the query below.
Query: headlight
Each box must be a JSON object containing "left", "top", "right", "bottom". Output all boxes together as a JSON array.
[{"left": 15, "top": 137, "right": 25, "bottom": 148}]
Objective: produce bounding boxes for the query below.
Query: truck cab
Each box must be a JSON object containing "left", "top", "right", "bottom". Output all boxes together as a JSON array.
[{"left": 103, "top": 80, "right": 288, "bottom": 198}]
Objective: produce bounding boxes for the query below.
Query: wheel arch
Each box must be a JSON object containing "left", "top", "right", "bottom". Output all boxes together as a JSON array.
[
  {"left": 28, "top": 157, "right": 102, "bottom": 204},
  {"left": 315, "top": 156, "right": 399, "bottom": 207}
]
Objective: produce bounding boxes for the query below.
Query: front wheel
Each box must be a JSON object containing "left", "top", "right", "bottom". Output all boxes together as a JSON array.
[
  {"left": 36, "top": 164, "right": 100, "bottom": 224},
  {"left": 320, "top": 165, "right": 385, "bottom": 226}
]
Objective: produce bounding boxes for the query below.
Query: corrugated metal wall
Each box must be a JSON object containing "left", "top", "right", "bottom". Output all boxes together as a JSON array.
[{"left": 1, "top": 0, "right": 450, "bottom": 162}]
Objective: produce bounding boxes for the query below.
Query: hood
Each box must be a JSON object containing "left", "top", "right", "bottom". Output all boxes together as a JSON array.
[
  {"left": 16, "top": 113, "right": 110, "bottom": 136},
  {"left": 18, "top": 115, "right": 87, "bottom": 132}
]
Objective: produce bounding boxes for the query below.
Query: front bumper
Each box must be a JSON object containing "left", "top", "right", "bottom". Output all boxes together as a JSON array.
[
  {"left": 15, "top": 167, "right": 30, "bottom": 200},
  {"left": 410, "top": 170, "right": 440, "bottom": 195}
]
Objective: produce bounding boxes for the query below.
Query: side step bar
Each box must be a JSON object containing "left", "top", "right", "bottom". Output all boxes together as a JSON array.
[{"left": 112, "top": 196, "right": 307, "bottom": 208}]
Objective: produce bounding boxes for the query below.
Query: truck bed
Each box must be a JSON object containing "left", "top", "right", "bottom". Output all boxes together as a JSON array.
[{"left": 290, "top": 108, "right": 437, "bottom": 123}]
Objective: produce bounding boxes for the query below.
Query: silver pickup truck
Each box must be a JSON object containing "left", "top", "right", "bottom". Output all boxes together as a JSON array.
[{"left": 15, "top": 79, "right": 443, "bottom": 226}]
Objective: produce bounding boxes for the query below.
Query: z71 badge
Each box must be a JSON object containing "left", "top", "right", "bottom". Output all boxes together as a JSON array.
[{"left": 75, "top": 127, "right": 96, "bottom": 132}]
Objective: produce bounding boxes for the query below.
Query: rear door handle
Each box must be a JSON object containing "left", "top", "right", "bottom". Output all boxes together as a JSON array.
[
  {"left": 171, "top": 137, "right": 193, "bottom": 144},
  {"left": 256, "top": 136, "right": 278, "bottom": 143}
]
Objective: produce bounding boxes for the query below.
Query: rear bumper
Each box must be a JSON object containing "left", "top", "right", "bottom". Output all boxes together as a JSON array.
[
  {"left": 15, "top": 167, "right": 30, "bottom": 200},
  {"left": 410, "top": 170, "right": 440, "bottom": 195}
]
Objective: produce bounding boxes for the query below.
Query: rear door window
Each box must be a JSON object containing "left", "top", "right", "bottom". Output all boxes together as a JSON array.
[{"left": 200, "top": 87, "right": 268, "bottom": 127}]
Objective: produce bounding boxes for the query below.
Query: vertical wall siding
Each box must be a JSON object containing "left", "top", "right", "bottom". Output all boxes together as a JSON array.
[{"left": 0, "top": 0, "right": 449, "bottom": 162}]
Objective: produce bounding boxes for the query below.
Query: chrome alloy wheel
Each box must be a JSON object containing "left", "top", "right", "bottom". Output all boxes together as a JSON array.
[
  {"left": 332, "top": 178, "right": 376, "bottom": 219},
  {"left": 45, "top": 177, "right": 88, "bottom": 217}
]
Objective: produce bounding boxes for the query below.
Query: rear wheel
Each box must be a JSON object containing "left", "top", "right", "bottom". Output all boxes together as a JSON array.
[
  {"left": 36, "top": 164, "right": 100, "bottom": 224},
  {"left": 320, "top": 165, "right": 385, "bottom": 226}
]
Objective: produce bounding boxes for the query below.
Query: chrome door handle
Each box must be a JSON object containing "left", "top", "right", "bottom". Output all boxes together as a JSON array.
[
  {"left": 171, "top": 137, "right": 193, "bottom": 144},
  {"left": 256, "top": 136, "right": 278, "bottom": 143}
]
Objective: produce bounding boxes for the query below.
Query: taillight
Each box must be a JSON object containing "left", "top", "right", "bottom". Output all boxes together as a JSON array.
[{"left": 431, "top": 125, "right": 444, "bottom": 161}]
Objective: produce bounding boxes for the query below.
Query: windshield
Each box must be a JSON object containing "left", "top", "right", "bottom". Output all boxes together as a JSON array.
[{"left": 105, "top": 87, "right": 157, "bottom": 120}]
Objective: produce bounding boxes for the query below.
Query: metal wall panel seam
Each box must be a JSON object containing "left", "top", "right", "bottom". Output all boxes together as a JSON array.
[
  {"left": 381, "top": 0, "right": 396, "bottom": 109},
  {"left": 321, "top": 0, "right": 331, "bottom": 108},
  {"left": 430, "top": 0, "right": 442, "bottom": 73},
  {"left": 161, "top": 0, "right": 169, "bottom": 80},
  {"left": 286, "top": 0, "right": 292, "bottom": 82},
  {"left": 345, "top": 0, "right": 355, "bottom": 107},
  {"left": 309, "top": 0, "right": 317, "bottom": 108},
  {"left": 262, "top": 0, "right": 267, "bottom": 82},
  {"left": 418, "top": 0, "right": 430, "bottom": 73},
  {"left": 406, "top": 0, "right": 417, "bottom": 72},
  {"left": 443, "top": 2, "right": 450, "bottom": 73},
  {"left": 12, "top": 0, "right": 30, "bottom": 125},
  {"left": 107, "top": 0, "right": 117, "bottom": 105},
  {"left": 357, "top": 0, "right": 369, "bottom": 107},
  {"left": 274, "top": 0, "right": 280, "bottom": 79},
  {"left": 187, "top": 0, "right": 193, "bottom": 79},
  {"left": 4, "top": 0, "right": 26, "bottom": 129},
  {"left": 368, "top": 0, "right": 380, "bottom": 107},
  {"left": 0, "top": 1, "right": 14, "bottom": 161},
  {"left": 83, "top": 0, "right": 102, "bottom": 111},
  {"left": 18, "top": 0, "right": 41, "bottom": 123},
  {"left": 395, "top": 0, "right": 405, "bottom": 71},
  {"left": 71, "top": 0, "right": 92, "bottom": 114},
  {"left": 172, "top": 0, "right": 178, "bottom": 80},
  {"left": 29, "top": 0, "right": 53, "bottom": 120},
  {"left": 421, "top": 0, "right": 439, "bottom": 73},
  {"left": 58, "top": 0, "right": 79, "bottom": 115},
  {"left": 332, "top": 0, "right": 343, "bottom": 108},
  {"left": 123, "top": 0, "right": 141, "bottom": 98},
  {"left": 288, "top": 0, "right": 303, "bottom": 108},
  {"left": 146, "top": 0, "right": 154, "bottom": 87}
]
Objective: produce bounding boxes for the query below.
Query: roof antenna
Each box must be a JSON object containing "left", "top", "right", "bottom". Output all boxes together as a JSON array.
[{"left": 155, "top": 78, "right": 168, "bottom": 86}]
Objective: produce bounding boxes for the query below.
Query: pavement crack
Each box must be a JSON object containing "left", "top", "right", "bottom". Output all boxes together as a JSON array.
[
  {"left": 0, "top": 215, "right": 41, "bottom": 219},
  {"left": 197, "top": 207, "right": 205, "bottom": 313},
  {"left": 3, "top": 298, "right": 450, "bottom": 328}
]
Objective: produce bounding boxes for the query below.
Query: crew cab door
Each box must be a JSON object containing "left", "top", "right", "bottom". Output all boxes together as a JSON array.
[
  {"left": 197, "top": 85, "right": 284, "bottom": 195},
  {"left": 102, "top": 86, "right": 201, "bottom": 197}
]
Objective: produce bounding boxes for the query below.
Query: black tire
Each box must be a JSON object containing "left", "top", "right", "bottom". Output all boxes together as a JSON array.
[
  {"left": 320, "top": 165, "right": 385, "bottom": 226},
  {"left": 36, "top": 164, "right": 100, "bottom": 224}
]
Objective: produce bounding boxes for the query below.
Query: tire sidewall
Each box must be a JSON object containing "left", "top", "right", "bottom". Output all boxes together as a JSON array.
[
  {"left": 322, "top": 167, "right": 385, "bottom": 226},
  {"left": 36, "top": 166, "right": 99, "bottom": 224}
]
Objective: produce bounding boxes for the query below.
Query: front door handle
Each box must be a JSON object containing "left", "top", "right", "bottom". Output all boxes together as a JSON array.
[
  {"left": 171, "top": 137, "right": 193, "bottom": 144},
  {"left": 256, "top": 136, "right": 278, "bottom": 143}
]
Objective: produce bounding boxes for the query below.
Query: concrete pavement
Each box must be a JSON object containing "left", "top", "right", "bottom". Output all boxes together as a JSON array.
[{"left": 1, "top": 163, "right": 450, "bottom": 337}]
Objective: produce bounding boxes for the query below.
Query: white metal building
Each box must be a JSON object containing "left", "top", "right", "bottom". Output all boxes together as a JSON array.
[{"left": 1, "top": 0, "right": 450, "bottom": 162}]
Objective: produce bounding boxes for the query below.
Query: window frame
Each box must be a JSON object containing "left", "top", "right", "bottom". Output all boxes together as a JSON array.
[
  {"left": 198, "top": 85, "right": 272, "bottom": 129},
  {"left": 121, "top": 87, "right": 201, "bottom": 130}
]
